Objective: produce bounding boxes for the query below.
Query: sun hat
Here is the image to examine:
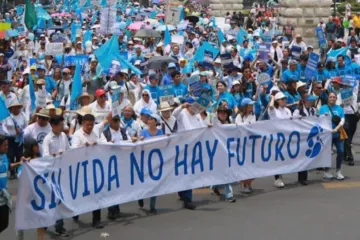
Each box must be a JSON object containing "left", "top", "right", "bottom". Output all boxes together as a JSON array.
[
  {"left": 45, "top": 104, "right": 62, "bottom": 115},
  {"left": 140, "top": 108, "right": 152, "bottom": 116},
  {"left": 36, "top": 109, "right": 50, "bottom": 118},
  {"left": 76, "top": 106, "right": 93, "bottom": 116},
  {"left": 78, "top": 92, "right": 94, "bottom": 103},
  {"left": 296, "top": 81, "right": 306, "bottom": 90},
  {"left": 240, "top": 98, "right": 255, "bottom": 107},
  {"left": 332, "top": 76, "right": 342, "bottom": 85},
  {"left": 8, "top": 101, "right": 23, "bottom": 109},
  {"left": 36, "top": 79, "right": 46, "bottom": 85},
  {"left": 159, "top": 102, "right": 174, "bottom": 112},
  {"left": 149, "top": 113, "right": 161, "bottom": 123},
  {"left": 232, "top": 80, "right": 241, "bottom": 86}
]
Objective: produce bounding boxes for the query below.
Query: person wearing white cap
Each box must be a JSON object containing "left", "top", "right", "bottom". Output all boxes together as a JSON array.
[
  {"left": 289, "top": 34, "right": 307, "bottom": 60},
  {"left": 129, "top": 47, "right": 145, "bottom": 65},
  {"left": 75, "top": 41, "right": 84, "bottom": 54},
  {"left": 268, "top": 91, "right": 292, "bottom": 188}
]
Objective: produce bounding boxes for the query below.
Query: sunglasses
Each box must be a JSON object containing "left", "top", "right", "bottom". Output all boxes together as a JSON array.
[
  {"left": 63, "top": 73, "right": 69, "bottom": 75},
  {"left": 38, "top": 116, "right": 49, "bottom": 120},
  {"left": 99, "top": 95, "right": 107, "bottom": 98},
  {"left": 142, "top": 94, "right": 149, "bottom": 97}
]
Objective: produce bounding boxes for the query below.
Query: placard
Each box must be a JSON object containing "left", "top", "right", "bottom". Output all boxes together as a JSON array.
[
  {"left": 220, "top": 53, "right": 233, "bottom": 69},
  {"left": 258, "top": 44, "right": 270, "bottom": 61},
  {"left": 187, "top": 74, "right": 202, "bottom": 97},
  {"left": 158, "top": 85, "right": 175, "bottom": 104},
  {"left": 45, "top": 43, "right": 64, "bottom": 56},
  {"left": 316, "top": 27, "right": 326, "bottom": 47},
  {"left": 165, "top": 2, "right": 182, "bottom": 25},
  {"left": 341, "top": 88, "right": 353, "bottom": 106},
  {"left": 305, "top": 52, "right": 320, "bottom": 82},
  {"left": 257, "top": 72, "right": 271, "bottom": 85}
]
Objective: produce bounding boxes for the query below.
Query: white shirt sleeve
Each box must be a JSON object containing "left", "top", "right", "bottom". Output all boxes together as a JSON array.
[
  {"left": 42, "top": 135, "right": 51, "bottom": 157},
  {"left": 71, "top": 132, "right": 82, "bottom": 149}
]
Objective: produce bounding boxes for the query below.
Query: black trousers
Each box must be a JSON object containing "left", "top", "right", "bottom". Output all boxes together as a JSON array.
[
  {"left": 298, "top": 171, "right": 308, "bottom": 182},
  {"left": 73, "top": 209, "right": 101, "bottom": 223},
  {"left": 356, "top": 28, "right": 360, "bottom": 37},
  {"left": 108, "top": 205, "right": 120, "bottom": 214},
  {"left": 344, "top": 114, "right": 358, "bottom": 161},
  {"left": 0, "top": 205, "right": 9, "bottom": 233},
  {"left": 7, "top": 137, "right": 23, "bottom": 176}
]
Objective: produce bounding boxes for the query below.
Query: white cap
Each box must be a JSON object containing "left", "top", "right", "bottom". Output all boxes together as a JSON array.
[
  {"left": 270, "top": 86, "right": 280, "bottom": 94},
  {"left": 214, "top": 58, "right": 221, "bottom": 64},
  {"left": 296, "top": 81, "right": 306, "bottom": 90},
  {"left": 232, "top": 80, "right": 241, "bottom": 86},
  {"left": 274, "top": 92, "right": 286, "bottom": 101}
]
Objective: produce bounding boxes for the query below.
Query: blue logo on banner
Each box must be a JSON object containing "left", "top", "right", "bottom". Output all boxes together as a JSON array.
[{"left": 305, "top": 125, "right": 324, "bottom": 158}]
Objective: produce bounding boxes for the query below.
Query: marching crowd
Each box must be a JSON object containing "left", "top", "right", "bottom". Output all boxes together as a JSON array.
[{"left": 0, "top": 0, "right": 360, "bottom": 239}]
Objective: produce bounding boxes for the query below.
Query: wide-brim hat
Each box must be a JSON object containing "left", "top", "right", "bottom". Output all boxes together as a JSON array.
[
  {"left": 159, "top": 101, "right": 174, "bottom": 112},
  {"left": 36, "top": 109, "right": 50, "bottom": 118},
  {"left": 8, "top": 101, "right": 23, "bottom": 109},
  {"left": 78, "top": 92, "right": 95, "bottom": 103},
  {"left": 46, "top": 104, "right": 63, "bottom": 116},
  {"left": 76, "top": 106, "right": 93, "bottom": 116}
]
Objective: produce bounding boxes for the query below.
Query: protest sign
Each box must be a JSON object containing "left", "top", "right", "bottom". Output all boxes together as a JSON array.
[
  {"left": 220, "top": 53, "right": 233, "bottom": 69},
  {"left": 29, "top": 58, "right": 37, "bottom": 67},
  {"left": 190, "top": 102, "right": 206, "bottom": 114},
  {"left": 258, "top": 44, "right": 270, "bottom": 61},
  {"left": 45, "top": 43, "right": 64, "bottom": 56},
  {"left": 340, "top": 88, "right": 353, "bottom": 106},
  {"left": 203, "top": 50, "right": 215, "bottom": 69},
  {"left": 15, "top": 116, "right": 332, "bottom": 230},
  {"left": 109, "top": 61, "right": 121, "bottom": 75},
  {"left": 316, "top": 27, "right": 326, "bottom": 47},
  {"left": 165, "top": 2, "right": 181, "bottom": 25},
  {"left": 305, "top": 52, "right": 320, "bottom": 82},
  {"left": 342, "top": 75, "right": 356, "bottom": 87},
  {"left": 65, "top": 55, "right": 89, "bottom": 67},
  {"left": 172, "top": 35, "right": 184, "bottom": 45},
  {"left": 187, "top": 74, "right": 203, "bottom": 97},
  {"left": 158, "top": 85, "right": 175, "bottom": 104},
  {"left": 99, "top": 7, "right": 117, "bottom": 34},
  {"left": 257, "top": 73, "right": 271, "bottom": 85},
  {"left": 36, "top": 89, "right": 47, "bottom": 108}
]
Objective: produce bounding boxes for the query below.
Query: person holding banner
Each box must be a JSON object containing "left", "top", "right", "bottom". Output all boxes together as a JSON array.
[
  {"left": 100, "top": 113, "right": 130, "bottom": 220},
  {"left": 41, "top": 115, "right": 70, "bottom": 237},
  {"left": 137, "top": 112, "right": 164, "bottom": 213},
  {"left": 235, "top": 98, "right": 256, "bottom": 192},
  {"left": 71, "top": 113, "right": 105, "bottom": 228},
  {"left": 121, "top": 106, "right": 140, "bottom": 137},
  {"left": 211, "top": 106, "right": 236, "bottom": 202},
  {"left": 214, "top": 81, "right": 238, "bottom": 114},
  {"left": 318, "top": 92, "right": 346, "bottom": 180},
  {"left": 268, "top": 91, "right": 292, "bottom": 188},
  {"left": 89, "top": 89, "right": 112, "bottom": 124}
]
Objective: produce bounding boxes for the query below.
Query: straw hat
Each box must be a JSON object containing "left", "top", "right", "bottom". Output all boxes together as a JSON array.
[
  {"left": 77, "top": 92, "right": 94, "bottom": 103},
  {"left": 8, "top": 101, "right": 23, "bottom": 109},
  {"left": 36, "top": 79, "right": 46, "bottom": 85},
  {"left": 36, "top": 109, "right": 50, "bottom": 118},
  {"left": 46, "top": 104, "right": 62, "bottom": 116},
  {"left": 76, "top": 106, "right": 93, "bottom": 116},
  {"left": 159, "top": 102, "right": 174, "bottom": 112}
]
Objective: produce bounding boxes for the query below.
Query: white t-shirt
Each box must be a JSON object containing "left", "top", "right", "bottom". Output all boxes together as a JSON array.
[
  {"left": 173, "top": 106, "right": 205, "bottom": 132},
  {"left": 3, "top": 113, "right": 28, "bottom": 137},
  {"left": 235, "top": 114, "right": 256, "bottom": 125},
  {"left": 89, "top": 101, "right": 112, "bottom": 123},
  {"left": 24, "top": 122, "right": 52, "bottom": 150},
  {"left": 268, "top": 107, "right": 292, "bottom": 120}
]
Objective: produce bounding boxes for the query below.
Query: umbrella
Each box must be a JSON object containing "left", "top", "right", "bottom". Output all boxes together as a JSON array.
[
  {"left": 0, "top": 31, "right": 5, "bottom": 39},
  {"left": 148, "top": 56, "right": 177, "bottom": 69},
  {"left": 185, "top": 15, "right": 199, "bottom": 24},
  {"left": 128, "top": 22, "right": 145, "bottom": 31},
  {"left": 156, "top": 24, "right": 175, "bottom": 32},
  {"left": 144, "top": 19, "right": 159, "bottom": 25},
  {"left": 156, "top": 13, "right": 165, "bottom": 19},
  {"left": 135, "top": 29, "right": 161, "bottom": 38}
]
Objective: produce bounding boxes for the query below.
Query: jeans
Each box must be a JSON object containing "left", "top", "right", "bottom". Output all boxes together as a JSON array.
[
  {"left": 178, "top": 190, "right": 192, "bottom": 201},
  {"left": 211, "top": 184, "right": 233, "bottom": 199},
  {"left": 0, "top": 205, "right": 9, "bottom": 233},
  {"left": 344, "top": 114, "right": 358, "bottom": 161},
  {"left": 149, "top": 197, "right": 156, "bottom": 210},
  {"left": 333, "top": 137, "right": 344, "bottom": 170},
  {"left": 7, "top": 137, "right": 23, "bottom": 177}
]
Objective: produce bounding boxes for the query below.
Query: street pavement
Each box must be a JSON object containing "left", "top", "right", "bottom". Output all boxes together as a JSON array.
[{"left": 3, "top": 131, "right": 360, "bottom": 240}]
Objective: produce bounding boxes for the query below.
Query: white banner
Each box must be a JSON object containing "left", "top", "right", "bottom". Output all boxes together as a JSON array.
[{"left": 16, "top": 116, "right": 332, "bottom": 230}]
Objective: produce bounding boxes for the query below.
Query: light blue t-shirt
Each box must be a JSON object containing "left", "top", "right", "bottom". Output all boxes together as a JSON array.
[{"left": 318, "top": 104, "right": 344, "bottom": 138}]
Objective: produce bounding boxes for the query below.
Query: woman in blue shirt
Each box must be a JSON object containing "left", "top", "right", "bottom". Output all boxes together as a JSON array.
[
  {"left": 137, "top": 113, "right": 164, "bottom": 214},
  {"left": 318, "top": 92, "right": 345, "bottom": 180},
  {"left": 284, "top": 79, "right": 301, "bottom": 112},
  {"left": 230, "top": 80, "right": 245, "bottom": 108},
  {"left": 214, "top": 81, "right": 238, "bottom": 114}
]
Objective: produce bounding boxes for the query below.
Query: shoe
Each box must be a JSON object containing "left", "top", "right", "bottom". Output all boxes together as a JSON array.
[
  {"left": 212, "top": 188, "right": 220, "bottom": 196},
  {"left": 92, "top": 221, "right": 104, "bottom": 229},
  {"left": 323, "top": 171, "right": 333, "bottom": 180},
  {"left": 183, "top": 200, "right": 196, "bottom": 210},
  {"left": 274, "top": 179, "right": 285, "bottom": 188},
  {"left": 72, "top": 216, "right": 79, "bottom": 222},
  {"left": 9, "top": 174, "right": 17, "bottom": 180},
  {"left": 149, "top": 208, "right": 158, "bottom": 214},
  {"left": 107, "top": 211, "right": 120, "bottom": 220},
  {"left": 348, "top": 160, "right": 355, "bottom": 166},
  {"left": 226, "top": 197, "right": 236, "bottom": 203},
  {"left": 138, "top": 199, "right": 144, "bottom": 208},
  {"left": 55, "top": 228, "right": 69, "bottom": 237},
  {"left": 336, "top": 171, "right": 345, "bottom": 180},
  {"left": 241, "top": 187, "right": 251, "bottom": 194},
  {"left": 299, "top": 180, "right": 308, "bottom": 186}
]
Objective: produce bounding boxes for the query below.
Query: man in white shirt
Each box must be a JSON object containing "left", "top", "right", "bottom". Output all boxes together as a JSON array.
[
  {"left": 289, "top": 34, "right": 307, "bottom": 60},
  {"left": 89, "top": 89, "right": 112, "bottom": 124},
  {"left": 24, "top": 109, "right": 51, "bottom": 153},
  {"left": 42, "top": 115, "right": 70, "bottom": 237},
  {"left": 172, "top": 97, "right": 204, "bottom": 210},
  {"left": 99, "top": 114, "right": 129, "bottom": 220},
  {"left": 71, "top": 113, "right": 104, "bottom": 229}
]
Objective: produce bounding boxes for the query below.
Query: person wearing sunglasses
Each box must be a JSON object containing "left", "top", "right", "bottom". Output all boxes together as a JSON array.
[{"left": 134, "top": 89, "right": 157, "bottom": 116}]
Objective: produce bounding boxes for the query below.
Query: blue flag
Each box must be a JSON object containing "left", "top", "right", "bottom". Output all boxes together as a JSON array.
[
  {"left": 217, "top": 29, "right": 226, "bottom": 44},
  {"left": 95, "top": 35, "right": 142, "bottom": 75},
  {"left": 83, "top": 30, "right": 92, "bottom": 48},
  {"left": 71, "top": 22, "right": 81, "bottom": 43},
  {"left": 211, "top": 17, "right": 217, "bottom": 28},
  {"left": 164, "top": 26, "right": 171, "bottom": 46},
  {"left": 150, "top": 10, "right": 156, "bottom": 19},
  {"left": 28, "top": 74, "right": 36, "bottom": 113},
  {"left": 100, "top": 0, "right": 107, "bottom": 7},
  {"left": 193, "top": 42, "right": 220, "bottom": 63},
  {"left": 327, "top": 47, "right": 351, "bottom": 65},
  {"left": 70, "top": 63, "right": 83, "bottom": 110},
  {"left": 0, "top": 97, "right": 10, "bottom": 121}
]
